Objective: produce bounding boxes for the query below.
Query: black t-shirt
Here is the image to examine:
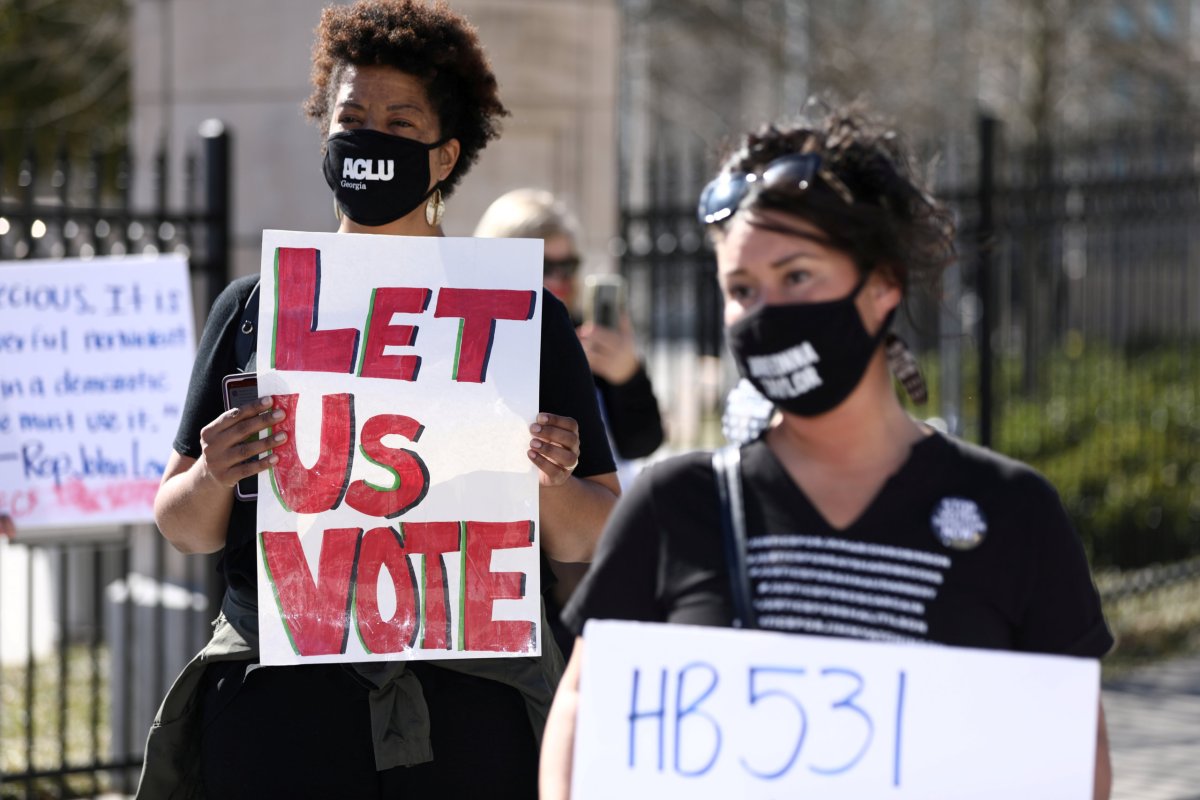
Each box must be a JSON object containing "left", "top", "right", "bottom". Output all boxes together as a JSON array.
[
  {"left": 564, "top": 432, "right": 1113, "bottom": 658},
  {"left": 174, "top": 274, "right": 615, "bottom": 593},
  {"left": 595, "top": 367, "right": 664, "bottom": 460}
]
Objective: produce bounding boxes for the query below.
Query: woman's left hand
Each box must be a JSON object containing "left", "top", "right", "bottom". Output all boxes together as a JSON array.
[{"left": 529, "top": 412, "right": 581, "bottom": 487}]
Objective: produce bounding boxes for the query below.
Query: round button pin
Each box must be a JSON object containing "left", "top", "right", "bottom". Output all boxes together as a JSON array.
[{"left": 931, "top": 497, "right": 988, "bottom": 551}]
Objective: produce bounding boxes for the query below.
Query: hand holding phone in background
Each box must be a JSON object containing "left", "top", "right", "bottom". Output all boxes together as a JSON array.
[
  {"left": 583, "top": 274, "right": 625, "bottom": 331},
  {"left": 578, "top": 275, "right": 640, "bottom": 385}
]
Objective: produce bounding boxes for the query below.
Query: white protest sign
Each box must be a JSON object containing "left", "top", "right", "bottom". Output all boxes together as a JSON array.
[
  {"left": 255, "top": 230, "right": 543, "bottom": 665},
  {"left": 574, "top": 620, "right": 1100, "bottom": 800},
  {"left": 0, "top": 255, "right": 195, "bottom": 529}
]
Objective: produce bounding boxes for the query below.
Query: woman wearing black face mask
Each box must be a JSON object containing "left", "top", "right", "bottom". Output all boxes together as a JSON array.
[
  {"left": 541, "top": 104, "right": 1113, "bottom": 800},
  {"left": 139, "top": 2, "right": 619, "bottom": 798}
]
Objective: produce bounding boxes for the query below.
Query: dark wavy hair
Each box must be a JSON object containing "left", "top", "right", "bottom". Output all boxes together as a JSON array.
[
  {"left": 304, "top": 0, "right": 509, "bottom": 198},
  {"left": 714, "top": 102, "right": 956, "bottom": 290}
]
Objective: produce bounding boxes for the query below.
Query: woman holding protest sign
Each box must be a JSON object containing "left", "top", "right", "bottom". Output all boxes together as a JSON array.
[
  {"left": 540, "top": 103, "right": 1112, "bottom": 799},
  {"left": 139, "top": 2, "right": 618, "bottom": 798}
]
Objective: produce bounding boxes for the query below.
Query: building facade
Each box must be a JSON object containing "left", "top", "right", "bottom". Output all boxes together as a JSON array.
[{"left": 130, "top": 0, "right": 620, "bottom": 281}]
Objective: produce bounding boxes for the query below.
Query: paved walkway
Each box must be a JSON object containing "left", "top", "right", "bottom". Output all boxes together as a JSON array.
[{"left": 1104, "top": 649, "right": 1200, "bottom": 800}]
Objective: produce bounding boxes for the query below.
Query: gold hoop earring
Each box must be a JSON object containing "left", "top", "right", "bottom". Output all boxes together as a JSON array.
[{"left": 425, "top": 188, "right": 445, "bottom": 227}]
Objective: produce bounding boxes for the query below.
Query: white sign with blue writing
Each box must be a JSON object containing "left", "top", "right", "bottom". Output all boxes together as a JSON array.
[
  {"left": 0, "top": 255, "right": 195, "bottom": 529},
  {"left": 574, "top": 620, "right": 1100, "bottom": 799}
]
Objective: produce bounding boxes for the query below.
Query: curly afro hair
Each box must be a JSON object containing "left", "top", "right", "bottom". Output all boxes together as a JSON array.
[
  {"left": 304, "top": 0, "right": 509, "bottom": 199},
  {"left": 714, "top": 101, "right": 956, "bottom": 291}
]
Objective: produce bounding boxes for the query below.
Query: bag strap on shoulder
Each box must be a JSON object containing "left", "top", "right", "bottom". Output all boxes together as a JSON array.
[
  {"left": 234, "top": 280, "right": 261, "bottom": 373},
  {"left": 712, "top": 444, "right": 756, "bottom": 629}
]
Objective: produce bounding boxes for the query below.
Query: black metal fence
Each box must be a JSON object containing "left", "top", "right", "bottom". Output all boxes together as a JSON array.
[
  {"left": 618, "top": 115, "right": 1200, "bottom": 574},
  {"left": 4, "top": 109, "right": 1199, "bottom": 793},
  {"left": 937, "top": 117, "right": 1200, "bottom": 570},
  {"left": 617, "top": 140, "right": 726, "bottom": 448},
  {"left": 0, "top": 122, "right": 230, "bottom": 798}
]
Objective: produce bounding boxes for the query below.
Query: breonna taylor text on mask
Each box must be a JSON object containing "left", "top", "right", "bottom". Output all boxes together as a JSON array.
[{"left": 746, "top": 341, "right": 823, "bottom": 399}]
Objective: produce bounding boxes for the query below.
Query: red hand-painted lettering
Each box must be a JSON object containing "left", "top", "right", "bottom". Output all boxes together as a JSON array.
[
  {"left": 273, "top": 247, "right": 360, "bottom": 373},
  {"left": 401, "top": 521, "right": 460, "bottom": 650},
  {"left": 433, "top": 288, "right": 537, "bottom": 383},
  {"left": 358, "top": 287, "right": 431, "bottom": 381},
  {"left": 261, "top": 527, "right": 360, "bottom": 656},
  {"left": 462, "top": 520, "right": 536, "bottom": 651},
  {"left": 269, "top": 393, "right": 354, "bottom": 514},
  {"left": 343, "top": 414, "right": 429, "bottom": 518},
  {"left": 354, "top": 526, "right": 420, "bottom": 653}
]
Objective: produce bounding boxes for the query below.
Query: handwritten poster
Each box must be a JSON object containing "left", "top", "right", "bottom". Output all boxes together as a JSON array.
[
  {"left": 255, "top": 230, "right": 543, "bottom": 665},
  {"left": 0, "top": 255, "right": 195, "bottom": 529},
  {"left": 574, "top": 620, "right": 1101, "bottom": 799}
]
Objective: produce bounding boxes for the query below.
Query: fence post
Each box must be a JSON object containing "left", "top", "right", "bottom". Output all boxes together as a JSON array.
[
  {"left": 200, "top": 119, "right": 231, "bottom": 310},
  {"left": 977, "top": 114, "right": 997, "bottom": 449},
  {"left": 18, "top": 144, "right": 35, "bottom": 259},
  {"left": 199, "top": 120, "right": 231, "bottom": 616}
]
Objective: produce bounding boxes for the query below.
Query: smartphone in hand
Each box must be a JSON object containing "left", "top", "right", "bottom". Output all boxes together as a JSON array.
[
  {"left": 584, "top": 274, "right": 626, "bottom": 330},
  {"left": 221, "top": 372, "right": 262, "bottom": 501}
]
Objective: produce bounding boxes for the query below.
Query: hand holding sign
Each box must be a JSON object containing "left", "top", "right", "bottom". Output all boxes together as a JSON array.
[
  {"left": 529, "top": 412, "right": 581, "bottom": 486},
  {"left": 198, "top": 397, "right": 285, "bottom": 490}
]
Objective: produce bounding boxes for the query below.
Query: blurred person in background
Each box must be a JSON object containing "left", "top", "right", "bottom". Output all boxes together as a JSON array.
[
  {"left": 0, "top": 513, "right": 14, "bottom": 539},
  {"left": 475, "top": 189, "right": 665, "bottom": 660},
  {"left": 540, "top": 102, "right": 1112, "bottom": 800},
  {"left": 475, "top": 189, "right": 665, "bottom": 470},
  {"left": 137, "top": 2, "right": 618, "bottom": 798}
]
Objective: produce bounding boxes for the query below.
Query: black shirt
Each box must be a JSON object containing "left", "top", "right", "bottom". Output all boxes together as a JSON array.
[
  {"left": 564, "top": 432, "right": 1113, "bottom": 657},
  {"left": 174, "top": 274, "right": 615, "bottom": 594},
  {"left": 594, "top": 367, "right": 664, "bottom": 460}
]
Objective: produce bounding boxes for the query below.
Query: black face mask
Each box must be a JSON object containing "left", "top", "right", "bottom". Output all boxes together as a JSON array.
[
  {"left": 323, "top": 129, "right": 444, "bottom": 227},
  {"left": 726, "top": 274, "right": 894, "bottom": 417}
]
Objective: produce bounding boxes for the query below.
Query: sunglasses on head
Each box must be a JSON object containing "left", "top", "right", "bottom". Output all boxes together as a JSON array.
[
  {"left": 696, "top": 152, "right": 855, "bottom": 226},
  {"left": 544, "top": 255, "right": 581, "bottom": 278}
]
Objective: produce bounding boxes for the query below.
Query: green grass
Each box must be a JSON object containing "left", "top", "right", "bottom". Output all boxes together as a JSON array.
[
  {"left": 904, "top": 342, "right": 1200, "bottom": 570},
  {"left": 1099, "top": 571, "right": 1200, "bottom": 679},
  {"left": 1, "top": 645, "right": 115, "bottom": 799}
]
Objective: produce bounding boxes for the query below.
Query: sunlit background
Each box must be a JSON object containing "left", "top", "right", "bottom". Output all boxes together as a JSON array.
[{"left": 2, "top": 1, "right": 1198, "bottom": 797}]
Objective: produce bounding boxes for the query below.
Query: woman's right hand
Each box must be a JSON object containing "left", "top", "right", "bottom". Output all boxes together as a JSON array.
[
  {"left": 197, "top": 396, "right": 287, "bottom": 489},
  {"left": 155, "top": 396, "right": 287, "bottom": 554}
]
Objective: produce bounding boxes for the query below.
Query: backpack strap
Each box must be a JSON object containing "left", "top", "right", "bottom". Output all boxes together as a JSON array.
[
  {"left": 234, "top": 280, "right": 261, "bottom": 373},
  {"left": 712, "top": 444, "right": 756, "bottom": 629}
]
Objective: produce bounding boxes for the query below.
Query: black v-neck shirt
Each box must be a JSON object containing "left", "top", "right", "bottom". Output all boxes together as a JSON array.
[{"left": 564, "top": 432, "right": 1113, "bottom": 657}]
